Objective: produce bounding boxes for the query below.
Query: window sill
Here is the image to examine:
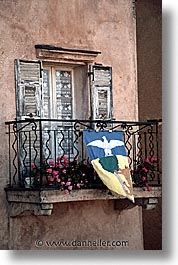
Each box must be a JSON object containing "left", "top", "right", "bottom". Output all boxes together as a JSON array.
[{"left": 5, "top": 187, "right": 162, "bottom": 216}]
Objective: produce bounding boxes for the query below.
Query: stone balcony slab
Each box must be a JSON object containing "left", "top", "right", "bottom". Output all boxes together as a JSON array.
[{"left": 5, "top": 187, "right": 162, "bottom": 216}]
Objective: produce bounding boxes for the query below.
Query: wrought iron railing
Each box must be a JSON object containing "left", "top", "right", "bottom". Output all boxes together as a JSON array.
[{"left": 5, "top": 118, "right": 162, "bottom": 190}]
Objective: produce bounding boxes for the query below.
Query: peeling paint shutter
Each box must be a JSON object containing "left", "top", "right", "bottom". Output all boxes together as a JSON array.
[
  {"left": 90, "top": 65, "right": 113, "bottom": 120},
  {"left": 15, "top": 59, "right": 42, "bottom": 120},
  {"left": 15, "top": 59, "right": 43, "bottom": 181}
]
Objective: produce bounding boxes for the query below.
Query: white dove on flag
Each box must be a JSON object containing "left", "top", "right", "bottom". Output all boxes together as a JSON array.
[{"left": 87, "top": 136, "right": 124, "bottom": 157}]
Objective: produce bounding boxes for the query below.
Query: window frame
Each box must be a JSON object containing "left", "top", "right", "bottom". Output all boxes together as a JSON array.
[{"left": 42, "top": 63, "right": 75, "bottom": 121}]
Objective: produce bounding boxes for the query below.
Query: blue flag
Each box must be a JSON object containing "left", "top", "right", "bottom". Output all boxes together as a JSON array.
[
  {"left": 83, "top": 130, "right": 134, "bottom": 202},
  {"left": 83, "top": 130, "right": 126, "bottom": 160}
]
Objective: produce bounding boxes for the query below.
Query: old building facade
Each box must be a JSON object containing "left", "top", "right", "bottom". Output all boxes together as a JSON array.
[{"left": 0, "top": 0, "right": 161, "bottom": 250}]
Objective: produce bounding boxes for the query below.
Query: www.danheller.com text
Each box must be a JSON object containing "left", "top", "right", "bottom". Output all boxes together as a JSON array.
[{"left": 35, "top": 239, "right": 129, "bottom": 248}]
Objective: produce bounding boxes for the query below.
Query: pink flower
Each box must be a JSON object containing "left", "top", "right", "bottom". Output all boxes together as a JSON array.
[
  {"left": 82, "top": 173, "right": 86, "bottom": 176},
  {"left": 60, "top": 156, "right": 69, "bottom": 166},
  {"left": 62, "top": 169, "right": 67, "bottom": 174},
  {"left": 144, "top": 158, "right": 150, "bottom": 163},
  {"left": 142, "top": 176, "right": 146, "bottom": 182},
  {"left": 68, "top": 185, "right": 73, "bottom": 191},
  {"left": 57, "top": 178, "right": 61, "bottom": 183},
  {"left": 46, "top": 168, "right": 52, "bottom": 174},
  {"left": 77, "top": 183, "right": 81, "bottom": 188},
  {"left": 57, "top": 163, "right": 63, "bottom": 169},
  {"left": 56, "top": 157, "right": 61, "bottom": 162},
  {"left": 49, "top": 161, "right": 55, "bottom": 167},
  {"left": 142, "top": 167, "right": 148, "bottom": 173},
  {"left": 151, "top": 157, "right": 157, "bottom": 162},
  {"left": 65, "top": 181, "right": 71, "bottom": 186},
  {"left": 52, "top": 170, "right": 58, "bottom": 176},
  {"left": 146, "top": 183, "right": 150, "bottom": 192},
  {"left": 61, "top": 181, "right": 65, "bottom": 185},
  {"left": 64, "top": 189, "right": 69, "bottom": 195},
  {"left": 64, "top": 156, "right": 69, "bottom": 162},
  {"left": 48, "top": 176, "right": 54, "bottom": 182},
  {"left": 31, "top": 164, "right": 36, "bottom": 169}
]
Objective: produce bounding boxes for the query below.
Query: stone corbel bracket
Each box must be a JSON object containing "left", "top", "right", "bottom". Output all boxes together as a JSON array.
[
  {"left": 114, "top": 197, "right": 160, "bottom": 212},
  {"left": 5, "top": 187, "right": 162, "bottom": 217},
  {"left": 8, "top": 202, "right": 53, "bottom": 217}
]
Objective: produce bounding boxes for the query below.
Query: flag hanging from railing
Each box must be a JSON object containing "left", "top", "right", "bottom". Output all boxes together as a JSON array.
[{"left": 83, "top": 130, "right": 134, "bottom": 202}]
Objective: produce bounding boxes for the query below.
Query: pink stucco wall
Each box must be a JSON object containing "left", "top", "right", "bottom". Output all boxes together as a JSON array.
[
  {"left": 9, "top": 201, "right": 143, "bottom": 250},
  {"left": 0, "top": 0, "right": 140, "bottom": 249}
]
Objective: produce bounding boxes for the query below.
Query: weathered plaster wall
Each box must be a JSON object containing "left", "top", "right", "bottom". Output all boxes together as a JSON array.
[
  {"left": 136, "top": 0, "right": 162, "bottom": 121},
  {"left": 0, "top": 0, "right": 138, "bottom": 122},
  {"left": 0, "top": 0, "right": 138, "bottom": 249},
  {"left": 136, "top": 0, "right": 162, "bottom": 250},
  {"left": 9, "top": 201, "right": 143, "bottom": 250}
]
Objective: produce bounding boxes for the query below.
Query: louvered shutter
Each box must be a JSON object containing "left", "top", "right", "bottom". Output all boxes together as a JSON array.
[
  {"left": 90, "top": 64, "right": 113, "bottom": 120},
  {"left": 15, "top": 59, "right": 43, "bottom": 184},
  {"left": 15, "top": 59, "right": 42, "bottom": 120}
]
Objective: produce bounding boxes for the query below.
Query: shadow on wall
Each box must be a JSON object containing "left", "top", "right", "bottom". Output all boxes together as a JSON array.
[{"left": 143, "top": 198, "right": 162, "bottom": 250}]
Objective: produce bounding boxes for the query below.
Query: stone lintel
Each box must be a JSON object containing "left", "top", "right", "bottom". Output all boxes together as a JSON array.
[{"left": 36, "top": 48, "right": 99, "bottom": 65}]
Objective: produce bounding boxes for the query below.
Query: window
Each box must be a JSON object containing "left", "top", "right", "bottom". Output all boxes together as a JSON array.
[
  {"left": 14, "top": 54, "right": 113, "bottom": 175},
  {"left": 42, "top": 66, "right": 73, "bottom": 120},
  {"left": 15, "top": 59, "right": 113, "bottom": 122},
  {"left": 42, "top": 65, "right": 74, "bottom": 159}
]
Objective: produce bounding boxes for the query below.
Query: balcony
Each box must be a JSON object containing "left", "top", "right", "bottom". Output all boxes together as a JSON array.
[{"left": 5, "top": 118, "right": 162, "bottom": 216}]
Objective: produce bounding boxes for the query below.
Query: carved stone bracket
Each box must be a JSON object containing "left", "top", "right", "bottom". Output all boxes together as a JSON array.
[
  {"left": 8, "top": 202, "right": 53, "bottom": 217},
  {"left": 5, "top": 187, "right": 162, "bottom": 216},
  {"left": 114, "top": 197, "right": 160, "bottom": 212}
]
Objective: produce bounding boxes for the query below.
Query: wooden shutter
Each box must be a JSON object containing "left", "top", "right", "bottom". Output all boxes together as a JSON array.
[
  {"left": 15, "top": 59, "right": 42, "bottom": 120},
  {"left": 89, "top": 64, "right": 113, "bottom": 120},
  {"left": 14, "top": 59, "right": 43, "bottom": 183}
]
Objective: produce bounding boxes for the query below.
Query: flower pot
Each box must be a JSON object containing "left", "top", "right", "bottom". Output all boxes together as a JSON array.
[{"left": 24, "top": 177, "right": 34, "bottom": 188}]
